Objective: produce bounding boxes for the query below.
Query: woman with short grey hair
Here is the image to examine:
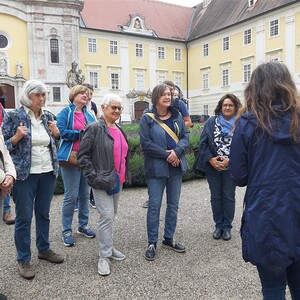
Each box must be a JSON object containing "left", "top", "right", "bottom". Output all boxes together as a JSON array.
[
  {"left": 2, "top": 79, "right": 63, "bottom": 280},
  {"left": 78, "top": 93, "right": 129, "bottom": 276}
]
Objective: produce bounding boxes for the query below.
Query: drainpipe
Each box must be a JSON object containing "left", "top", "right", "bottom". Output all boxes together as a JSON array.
[{"left": 185, "top": 41, "right": 189, "bottom": 108}]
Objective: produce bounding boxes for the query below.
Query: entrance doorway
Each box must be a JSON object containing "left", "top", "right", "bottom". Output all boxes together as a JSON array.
[{"left": 134, "top": 100, "right": 149, "bottom": 122}]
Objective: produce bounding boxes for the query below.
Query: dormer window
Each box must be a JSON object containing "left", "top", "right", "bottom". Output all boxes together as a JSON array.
[
  {"left": 203, "top": 0, "right": 211, "bottom": 8},
  {"left": 249, "top": 0, "right": 258, "bottom": 7}
]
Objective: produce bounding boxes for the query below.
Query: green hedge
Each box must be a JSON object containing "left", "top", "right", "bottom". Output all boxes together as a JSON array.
[{"left": 54, "top": 123, "right": 204, "bottom": 194}]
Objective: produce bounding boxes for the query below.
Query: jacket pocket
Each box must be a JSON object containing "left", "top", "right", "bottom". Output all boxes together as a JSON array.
[{"left": 88, "top": 170, "right": 113, "bottom": 190}]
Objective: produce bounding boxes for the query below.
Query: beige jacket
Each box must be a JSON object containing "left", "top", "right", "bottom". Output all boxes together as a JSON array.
[{"left": 0, "top": 133, "right": 16, "bottom": 182}]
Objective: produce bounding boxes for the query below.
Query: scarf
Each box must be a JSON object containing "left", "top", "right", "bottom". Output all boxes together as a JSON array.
[{"left": 218, "top": 113, "right": 235, "bottom": 136}]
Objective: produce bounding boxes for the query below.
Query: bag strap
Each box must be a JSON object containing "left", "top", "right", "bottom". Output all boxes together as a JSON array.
[{"left": 146, "top": 113, "right": 179, "bottom": 143}]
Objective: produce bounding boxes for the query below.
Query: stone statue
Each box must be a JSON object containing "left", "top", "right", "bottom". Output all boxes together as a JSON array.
[
  {"left": 0, "top": 57, "right": 7, "bottom": 76},
  {"left": 16, "top": 63, "right": 23, "bottom": 78},
  {"left": 66, "top": 61, "right": 85, "bottom": 88}
]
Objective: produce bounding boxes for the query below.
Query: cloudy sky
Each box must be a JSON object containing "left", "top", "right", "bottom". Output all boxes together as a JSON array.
[{"left": 159, "top": 0, "right": 201, "bottom": 7}]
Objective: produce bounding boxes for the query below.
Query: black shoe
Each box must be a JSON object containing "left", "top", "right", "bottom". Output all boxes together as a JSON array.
[
  {"left": 162, "top": 240, "right": 186, "bottom": 253},
  {"left": 0, "top": 294, "right": 7, "bottom": 300},
  {"left": 145, "top": 244, "right": 156, "bottom": 261},
  {"left": 213, "top": 228, "right": 223, "bottom": 240},
  {"left": 222, "top": 229, "right": 231, "bottom": 241}
]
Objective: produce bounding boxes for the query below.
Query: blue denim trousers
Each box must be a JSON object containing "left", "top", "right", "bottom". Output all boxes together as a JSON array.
[
  {"left": 257, "top": 261, "right": 300, "bottom": 300},
  {"left": 61, "top": 166, "right": 90, "bottom": 234},
  {"left": 13, "top": 172, "right": 56, "bottom": 262},
  {"left": 147, "top": 166, "right": 183, "bottom": 244},
  {"left": 3, "top": 193, "right": 11, "bottom": 213},
  {"left": 205, "top": 168, "right": 236, "bottom": 230}
]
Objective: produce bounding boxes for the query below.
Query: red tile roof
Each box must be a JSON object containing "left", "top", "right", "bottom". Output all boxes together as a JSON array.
[{"left": 81, "top": 0, "right": 195, "bottom": 41}]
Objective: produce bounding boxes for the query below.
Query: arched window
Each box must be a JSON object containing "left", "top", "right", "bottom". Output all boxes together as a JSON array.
[{"left": 50, "top": 38, "right": 59, "bottom": 63}]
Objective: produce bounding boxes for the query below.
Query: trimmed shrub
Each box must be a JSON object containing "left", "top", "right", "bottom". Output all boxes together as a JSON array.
[{"left": 54, "top": 123, "right": 204, "bottom": 194}]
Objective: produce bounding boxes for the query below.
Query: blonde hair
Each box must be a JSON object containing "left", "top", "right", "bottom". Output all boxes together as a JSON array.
[{"left": 69, "top": 85, "right": 88, "bottom": 103}]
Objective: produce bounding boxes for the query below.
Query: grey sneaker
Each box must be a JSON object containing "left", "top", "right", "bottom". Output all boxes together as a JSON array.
[
  {"left": 142, "top": 200, "right": 149, "bottom": 208},
  {"left": 98, "top": 258, "right": 110, "bottom": 276},
  {"left": 18, "top": 261, "right": 35, "bottom": 280},
  {"left": 38, "top": 249, "right": 64, "bottom": 264},
  {"left": 109, "top": 248, "right": 126, "bottom": 261}
]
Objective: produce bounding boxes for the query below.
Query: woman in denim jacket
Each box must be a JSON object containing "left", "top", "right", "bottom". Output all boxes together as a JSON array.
[
  {"left": 2, "top": 80, "right": 63, "bottom": 280},
  {"left": 57, "top": 85, "right": 96, "bottom": 247},
  {"left": 140, "top": 83, "right": 189, "bottom": 261}
]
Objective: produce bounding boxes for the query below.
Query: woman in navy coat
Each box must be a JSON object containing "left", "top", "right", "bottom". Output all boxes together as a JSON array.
[{"left": 229, "top": 61, "right": 300, "bottom": 299}]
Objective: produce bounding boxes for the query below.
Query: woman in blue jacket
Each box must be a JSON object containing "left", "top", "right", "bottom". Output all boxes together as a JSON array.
[
  {"left": 195, "top": 94, "right": 241, "bottom": 241},
  {"left": 229, "top": 61, "right": 300, "bottom": 299},
  {"left": 140, "top": 83, "right": 189, "bottom": 261},
  {"left": 57, "top": 85, "right": 96, "bottom": 247}
]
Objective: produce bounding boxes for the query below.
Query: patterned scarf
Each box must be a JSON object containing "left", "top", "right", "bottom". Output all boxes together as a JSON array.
[{"left": 218, "top": 113, "right": 235, "bottom": 136}]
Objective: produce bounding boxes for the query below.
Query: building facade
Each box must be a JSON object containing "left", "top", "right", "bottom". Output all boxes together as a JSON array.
[{"left": 0, "top": 0, "right": 299, "bottom": 117}]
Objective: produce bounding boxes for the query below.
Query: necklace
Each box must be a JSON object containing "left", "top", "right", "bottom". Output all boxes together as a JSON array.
[{"left": 158, "top": 112, "right": 168, "bottom": 117}]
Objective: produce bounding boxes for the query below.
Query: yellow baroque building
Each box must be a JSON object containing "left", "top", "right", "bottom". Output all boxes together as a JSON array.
[{"left": 0, "top": 0, "right": 299, "bottom": 117}]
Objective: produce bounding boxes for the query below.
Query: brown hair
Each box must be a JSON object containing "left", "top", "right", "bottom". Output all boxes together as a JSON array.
[
  {"left": 214, "top": 93, "right": 242, "bottom": 116},
  {"left": 151, "top": 84, "right": 171, "bottom": 106},
  {"left": 242, "top": 61, "right": 300, "bottom": 141},
  {"left": 69, "top": 85, "right": 88, "bottom": 103}
]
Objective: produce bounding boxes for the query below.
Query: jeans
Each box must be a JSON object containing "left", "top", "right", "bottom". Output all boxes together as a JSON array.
[
  {"left": 257, "top": 261, "right": 300, "bottom": 300},
  {"left": 92, "top": 187, "right": 122, "bottom": 258},
  {"left": 61, "top": 166, "right": 90, "bottom": 234},
  {"left": 147, "top": 166, "right": 183, "bottom": 244},
  {"left": 13, "top": 172, "right": 56, "bottom": 262},
  {"left": 206, "top": 168, "right": 236, "bottom": 230},
  {"left": 3, "top": 194, "right": 11, "bottom": 213}
]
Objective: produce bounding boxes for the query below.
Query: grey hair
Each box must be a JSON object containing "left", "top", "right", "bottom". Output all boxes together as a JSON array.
[
  {"left": 19, "top": 80, "right": 47, "bottom": 107},
  {"left": 101, "top": 93, "right": 122, "bottom": 107}
]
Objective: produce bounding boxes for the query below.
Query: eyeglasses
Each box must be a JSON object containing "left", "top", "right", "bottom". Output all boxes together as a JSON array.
[
  {"left": 108, "top": 105, "right": 124, "bottom": 111},
  {"left": 222, "top": 104, "right": 234, "bottom": 108}
]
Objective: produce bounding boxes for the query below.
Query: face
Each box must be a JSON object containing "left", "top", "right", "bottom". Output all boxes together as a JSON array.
[
  {"left": 156, "top": 87, "right": 171, "bottom": 109},
  {"left": 102, "top": 100, "right": 123, "bottom": 123},
  {"left": 221, "top": 98, "right": 236, "bottom": 120},
  {"left": 87, "top": 89, "right": 93, "bottom": 101},
  {"left": 73, "top": 91, "right": 88, "bottom": 107},
  {"left": 29, "top": 92, "right": 46, "bottom": 111}
]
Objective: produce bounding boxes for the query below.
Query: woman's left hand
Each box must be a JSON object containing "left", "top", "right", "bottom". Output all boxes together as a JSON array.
[
  {"left": 48, "top": 121, "right": 60, "bottom": 139},
  {"left": 219, "top": 156, "right": 229, "bottom": 170},
  {"left": 166, "top": 150, "right": 180, "bottom": 166}
]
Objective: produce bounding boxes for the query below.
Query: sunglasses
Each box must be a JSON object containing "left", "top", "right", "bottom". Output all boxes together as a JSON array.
[{"left": 108, "top": 105, "right": 124, "bottom": 111}]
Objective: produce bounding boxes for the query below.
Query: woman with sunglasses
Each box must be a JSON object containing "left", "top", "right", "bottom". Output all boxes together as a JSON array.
[
  {"left": 57, "top": 85, "right": 96, "bottom": 247},
  {"left": 78, "top": 94, "right": 129, "bottom": 276},
  {"left": 195, "top": 94, "right": 241, "bottom": 241}
]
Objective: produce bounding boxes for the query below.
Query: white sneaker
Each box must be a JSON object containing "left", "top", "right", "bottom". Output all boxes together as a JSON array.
[
  {"left": 98, "top": 258, "right": 110, "bottom": 276},
  {"left": 110, "top": 248, "right": 126, "bottom": 261}
]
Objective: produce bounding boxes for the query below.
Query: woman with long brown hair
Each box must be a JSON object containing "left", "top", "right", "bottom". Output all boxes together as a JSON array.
[{"left": 229, "top": 61, "right": 300, "bottom": 299}]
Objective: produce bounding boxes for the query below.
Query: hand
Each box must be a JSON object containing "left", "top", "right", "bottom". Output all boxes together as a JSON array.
[
  {"left": 209, "top": 156, "right": 228, "bottom": 171},
  {"left": 12, "top": 122, "right": 27, "bottom": 146},
  {"left": 0, "top": 174, "right": 14, "bottom": 196},
  {"left": 48, "top": 121, "right": 60, "bottom": 138},
  {"left": 166, "top": 150, "right": 178, "bottom": 165}
]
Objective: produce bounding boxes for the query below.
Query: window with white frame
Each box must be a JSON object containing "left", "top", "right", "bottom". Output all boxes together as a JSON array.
[
  {"left": 222, "top": 68, "right": 230, "bottom": 86},
  {"left": 52, "top": 87, "right": 61, "bottom": 102},
  {"left": 174, "top": 48, "right": 181, "bottom": 61},
  {"left": 50, "top": 38, "right": 59, "bottom": 63},
  {"left": 158, "top": 46, "right": 165, "bottom": 60},
  {"left": 244, "top": 29, "right": 252, "bottom": 45},
  {"left": 89, "top": 71, "right": 99, "bottom": 89},
  {"left": 270, "top": 19, "right": 279, "bottom": 37},
  {"left": 203, "top": 43, "right": 208, "bottom": 57},
  {"left": 88, "top": 38, "right": 97, "bottom": 53},
  {"left": 136, "top": 43, "right": 143, "bottom": 57},
  {"left": 243, "top": 63, "right": 251, "bottom": 83},
  {"left": 202, "top": 73, "right": 209, "bottom": 90},
  {"left": 173, "top": 74, "right": 183, "bottom": 88},
  {"left": 157, "top": 72, "right": 167, "bottom": 84},
  {"left": 203, "top": 104, "right": 208, "bottom": 115},
  {"left": 223, "top": 36, "right": 230, "bottom": 51},
  {"left": 135, "top": 73, "right": 145, "bottom": 90},
  {"left": 111, "top": 73, "right": 119, "bottom": 90},
  {"left": 109, "top": 40, "right": 118, "bottom": 55}
]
